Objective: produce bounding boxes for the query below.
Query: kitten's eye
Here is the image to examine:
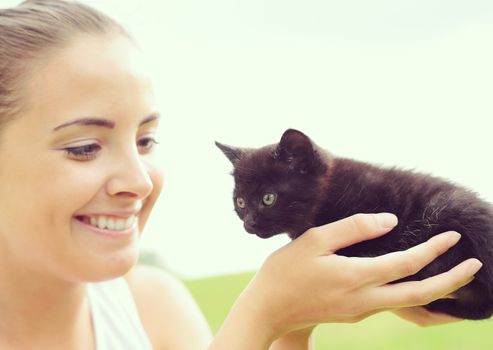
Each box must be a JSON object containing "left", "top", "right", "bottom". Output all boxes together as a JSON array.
[
  {"left": 262, "top": 193, "right": 277, "bottom": 206},
  {"left": 236, "top": 197, "right": 246, "bottom": 209}
]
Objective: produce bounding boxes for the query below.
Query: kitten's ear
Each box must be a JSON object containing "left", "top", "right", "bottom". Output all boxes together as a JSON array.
[
  {"left": 215, "top": 141, "right": 244, "bottom": 165},
  {"left": 275, "top": 129, "right": 314, "bottom": 172}
]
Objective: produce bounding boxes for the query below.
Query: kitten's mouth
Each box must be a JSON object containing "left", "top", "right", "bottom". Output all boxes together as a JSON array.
[
  {"left": 244, "top": 223, "right": 276, "bottom": 239},
  {"left": 255, "top": 232, "right": 275, "bottom": 239}
]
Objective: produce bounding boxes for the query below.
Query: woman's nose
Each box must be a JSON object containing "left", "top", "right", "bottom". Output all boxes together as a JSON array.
[{"left": 106, "top": 150, "right": 154, "bottom": 199}]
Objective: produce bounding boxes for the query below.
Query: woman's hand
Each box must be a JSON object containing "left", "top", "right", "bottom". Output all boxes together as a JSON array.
[{"left": 209, "top": 213, "right": 482, "bottom": 350}]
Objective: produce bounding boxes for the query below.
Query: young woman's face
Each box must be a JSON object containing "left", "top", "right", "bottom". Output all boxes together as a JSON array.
[{"left": 0, "top": 34, "right": 163, "bottom": 282}]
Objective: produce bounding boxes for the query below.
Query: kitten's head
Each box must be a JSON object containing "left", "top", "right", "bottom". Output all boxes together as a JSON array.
[{"left": 216, "top": 129, "right": 329, "bottom": 239}]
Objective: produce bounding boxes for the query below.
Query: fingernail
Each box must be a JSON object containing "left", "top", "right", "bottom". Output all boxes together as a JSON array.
[
  {"left": 376, "top": 213, "right": 398, "bottom": 229},
  {"left": 467, "top": 259, "right": 483, "bottom": 275},
  {"left": 446, "top": 231, "right": 461, "bottom": 247}
]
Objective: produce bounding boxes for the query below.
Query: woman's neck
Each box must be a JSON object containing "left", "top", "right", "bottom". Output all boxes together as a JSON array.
[{"left": 0, "top": 251, "right": 95, "bottom": 349}]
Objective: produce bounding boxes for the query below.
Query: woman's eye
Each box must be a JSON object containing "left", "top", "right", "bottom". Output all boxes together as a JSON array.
[
  {"left": 138, "top": 136, "right": 159, "bottom": 152},
  {"left": 262, "top": 193, "right": 277, "bottom": 206},
  {"left": 64, "top": 143, "right": 101, "bottom": 161},
  {"left": 236, "top": 197, "right": 246, "bottom": 209}
]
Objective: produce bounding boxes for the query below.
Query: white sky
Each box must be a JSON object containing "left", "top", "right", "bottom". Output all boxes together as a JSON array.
[{"left": 3, "top": 0, "right": 493, "bottom": 278}]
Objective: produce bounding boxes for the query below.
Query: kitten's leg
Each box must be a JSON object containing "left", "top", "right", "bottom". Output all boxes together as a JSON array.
[{"left": 424, "top": 284, "right": 493, "bottom": 320}]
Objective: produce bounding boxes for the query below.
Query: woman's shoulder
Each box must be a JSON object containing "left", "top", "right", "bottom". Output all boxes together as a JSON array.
[{"left": 124, "top": 264, "right": 212, "bottom": 350}]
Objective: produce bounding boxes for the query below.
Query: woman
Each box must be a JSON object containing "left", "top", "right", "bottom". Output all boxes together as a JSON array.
[{"left": 0, "top": 1, "right": 482, "bottom": 349}]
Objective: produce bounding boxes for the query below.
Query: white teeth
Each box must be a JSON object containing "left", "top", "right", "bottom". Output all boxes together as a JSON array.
[
  {"left": 107, "top": 218, "right": 115, "bottom": 231},
  {"left": 125, "top": 216, "right": 134, "bottom": 228},
  {"left": 97, "top": 216, "right": 107, "bottom": 230},
  {"left": 115, "top": 219, "right": 125, "bottom": 231},
  {"left": 81, "top": 215, "right": 136, "bottom": 232}
]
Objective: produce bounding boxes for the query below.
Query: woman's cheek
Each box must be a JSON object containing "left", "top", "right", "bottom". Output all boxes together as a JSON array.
[{"left": 138, "top": 163, "right": 163, "bottom": 232}]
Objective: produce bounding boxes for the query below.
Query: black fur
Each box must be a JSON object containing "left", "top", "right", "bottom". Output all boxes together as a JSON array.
[{"left": 216, "top": 129, "right": 493, "bottom": 320}]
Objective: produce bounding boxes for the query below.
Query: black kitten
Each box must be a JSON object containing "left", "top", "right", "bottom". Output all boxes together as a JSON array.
[{"left": 216, "top": 128, "right": 493, "bottom": 320}]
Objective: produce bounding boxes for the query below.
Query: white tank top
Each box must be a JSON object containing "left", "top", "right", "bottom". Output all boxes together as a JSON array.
[{"left": 86, "top": 277, "right": 154, "bottom": 350}]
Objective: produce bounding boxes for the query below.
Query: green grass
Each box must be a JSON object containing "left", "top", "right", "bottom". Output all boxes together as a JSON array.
[{"left": 185, "top": 272, "right": 493, "bottom": 349}]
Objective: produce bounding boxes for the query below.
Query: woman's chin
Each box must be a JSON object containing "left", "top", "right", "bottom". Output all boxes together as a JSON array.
[{"left": 77, "top": 249, "right": 139, "bottom": 283}]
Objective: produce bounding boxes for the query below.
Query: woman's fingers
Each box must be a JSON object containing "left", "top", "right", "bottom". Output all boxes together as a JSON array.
[
  {"left": 372, "top": 258, "right": 483, "bottom": 309},
  {"left": 300, "top": 213, "right": 398, "bottom": 255},
  {"left": 356, "top": 231, "right": 462, "bottom": 285},
  {"left": 392, "top": 306, "right": 462, "bottom": 326}
]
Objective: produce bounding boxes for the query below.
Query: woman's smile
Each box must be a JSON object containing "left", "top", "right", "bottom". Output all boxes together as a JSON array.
[{"left": 74, "top": 214, "right": 138, "bottom": 237}]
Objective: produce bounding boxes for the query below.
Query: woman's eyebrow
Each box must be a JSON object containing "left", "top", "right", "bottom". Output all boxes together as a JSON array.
[
  {"left": 140, "top": 112, "right": 160, "bottom": 126},
  {"left": 52, "top": 113, "right": 160, "bottom": 132},
  {"left": 53, "top": 118, "right": 115, "bottom": 131}
]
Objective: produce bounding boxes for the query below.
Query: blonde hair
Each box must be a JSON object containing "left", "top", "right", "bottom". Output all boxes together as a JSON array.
[{"left": 0, "top": 0, "right": 131, "bottom": 128}]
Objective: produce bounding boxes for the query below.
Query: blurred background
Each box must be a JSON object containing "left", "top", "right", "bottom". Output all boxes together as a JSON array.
[{"left": 4, "top": 0, "right": 492, "bottom": 280}]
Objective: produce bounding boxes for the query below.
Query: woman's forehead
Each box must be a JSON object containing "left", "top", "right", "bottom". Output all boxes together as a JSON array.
[
  {"left": 54, "top": 34, "right": 147, "bottom": 76},
  {"left": 30, "top": 34, "right": 150, "bottom": 92},
  {"left": 22, "top": 34, "right": 155, "bottom": 126}
]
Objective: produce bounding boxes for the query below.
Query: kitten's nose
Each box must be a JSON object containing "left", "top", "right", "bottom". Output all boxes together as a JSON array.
[{"left": 244, "top": 217, "right": 258, "bottom": 234}]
